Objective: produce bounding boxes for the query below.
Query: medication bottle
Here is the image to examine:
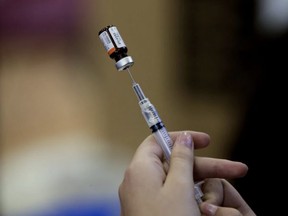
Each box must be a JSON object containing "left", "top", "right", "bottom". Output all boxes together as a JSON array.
[{"left": 99, "top": 25, "right": 134, "bottom": 71}]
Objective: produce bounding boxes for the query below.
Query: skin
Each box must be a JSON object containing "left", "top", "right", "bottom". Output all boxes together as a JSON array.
[
  {"left": 200, "top": 178, "right": 256, "bottom": 216},
  {"left": 119, "top": 131, "right": 251, "bottom": 216}
]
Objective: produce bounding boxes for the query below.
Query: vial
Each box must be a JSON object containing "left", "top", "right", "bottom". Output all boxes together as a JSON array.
[{"left": 98, "top": 25, "right": 134, "bottom": 71}]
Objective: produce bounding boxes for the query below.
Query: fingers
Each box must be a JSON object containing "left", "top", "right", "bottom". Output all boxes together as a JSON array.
[
  {"left": 131, "top": 131, "right": 248, "bottom": 185},
  {"left": 200, "top": 179, "right": 243, "bottom": 216},
  {"left": 220, "top": 179, "right": 253, "bottom": 214},
  {"left": 119, "top": 134, "right": 166, "bottom": 192},
  {"left": 194, "top": 157, "right": 248, "bottom": 181},
  {"left": 132, "top": 131, "right": 209, "bottom": 163},
  {"left": 121, "top": 130, "right": 210, "bottom": 190},
  {"left": 200, "top": 202, "right": 243, "bottom": 216},
  {"left": 168, "top": 131, "right": 248, "bottom": 181},
  {"left": 202, "top": 178, "right": 246, "bottom": 207},
  {"left": 165, "top": 132, "right": 194, "bottom": 190},
  {"left": 202, "top": 178, "right": 224, "bottom": 205},
  {"left": 169, "top": 131, "right": 210, "bottom": 149},
  {"left": 132, "top": 130, "right": 210, "bottom": 162},
  {"left": 169, "top": 131, "right": 248, "bottom": 181},
  {"left": 201, "top": 178, "right": 254, "bottom": 216}
]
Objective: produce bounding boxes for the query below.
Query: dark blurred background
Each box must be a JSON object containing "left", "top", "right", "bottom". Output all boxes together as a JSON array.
[
  {"left": 175, "top": 1, "right": 287, "bottom": 215},
  {"left": 1, "top": 0, "right": 287, "bottom": 215}
]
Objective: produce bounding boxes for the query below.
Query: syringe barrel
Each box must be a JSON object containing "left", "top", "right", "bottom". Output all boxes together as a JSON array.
[
  {"left": 133, "top": 82, "right": 204, "bottom": 203},
  {"left": 153, "top": 128, "right": 172, "bottom": 162}
]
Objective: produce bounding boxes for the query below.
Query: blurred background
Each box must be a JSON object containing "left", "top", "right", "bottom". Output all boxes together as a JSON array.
[{"left": 0, "top": 0, "right": 287, "bottom": 215}]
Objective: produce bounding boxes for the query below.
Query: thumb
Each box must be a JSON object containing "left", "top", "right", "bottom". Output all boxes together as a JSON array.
[{"left": 165, "top": 131, "right": 194, "bottom": 188}]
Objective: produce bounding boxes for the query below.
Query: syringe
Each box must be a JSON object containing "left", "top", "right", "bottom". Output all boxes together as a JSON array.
[
  {"left": 98, "top": 24, "right": 203, "bottom": 204},
  {"left": 126, "top": 69, "right": 204, "bottom": 204},
  {"left": 127, "top": 68, "right": 173, "bottom": 162}
]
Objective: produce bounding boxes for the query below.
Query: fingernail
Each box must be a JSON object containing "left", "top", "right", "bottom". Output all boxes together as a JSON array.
[
  {"left": 205, "top": 203, "right": 218, "bottom": 215},
  {"left": 178, "top": 132, "right": 193, "bottom": 148}
]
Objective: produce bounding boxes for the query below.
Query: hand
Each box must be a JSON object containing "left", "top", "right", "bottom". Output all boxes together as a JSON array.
[
  {"left": 200, "top": 178, "right": 256, "bottom": 216},
  {"left": 118, "top": 131, "right": 248, "bottom": 216}
]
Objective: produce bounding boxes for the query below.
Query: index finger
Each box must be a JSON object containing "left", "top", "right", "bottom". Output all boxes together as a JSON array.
[{"left": 194, "top": 157, "right": 248, "bottom": 181}]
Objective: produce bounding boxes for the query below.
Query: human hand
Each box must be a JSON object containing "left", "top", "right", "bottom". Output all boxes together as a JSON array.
[
  {"left": 119, "top": 131, "right": 248, "bottom": 216},
  {"left": 200, "top": 178, "right": 256, "bottom": 216}
]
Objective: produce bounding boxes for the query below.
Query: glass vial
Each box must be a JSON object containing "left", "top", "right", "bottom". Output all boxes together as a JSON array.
[{"left": 99, "top": 25, "right": 134, "bottom": 71}]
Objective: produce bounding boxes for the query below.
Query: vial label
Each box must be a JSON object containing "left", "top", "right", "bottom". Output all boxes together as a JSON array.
[
  {"left": 108, "top": 26, "right": 126, "bottom": 48},
  {"left": 99, "top": 31, "right": 116, "bottom": 55}
]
